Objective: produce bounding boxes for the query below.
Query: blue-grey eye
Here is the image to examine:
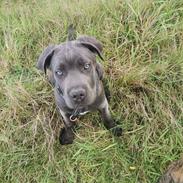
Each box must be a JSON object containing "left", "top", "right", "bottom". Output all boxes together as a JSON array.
[
  {"left": 56, "top": 70, "right": 63, "bottom": 76},
  {"left": 84, "top": 63, "right": 90, "bottom": 70}
]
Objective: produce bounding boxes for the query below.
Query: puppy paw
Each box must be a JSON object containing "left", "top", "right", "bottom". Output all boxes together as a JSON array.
[
  {"left": 59, "top": 128, "right": 74, "bottom": 145},
  {"left": 111, "top": 127, "right": 123, "bottom": 137}
]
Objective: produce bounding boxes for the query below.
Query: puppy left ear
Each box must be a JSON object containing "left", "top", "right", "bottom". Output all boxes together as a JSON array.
[
  {"left": 77, "top": 36, "right": 104, "bottom": 61},
  {"left": 96, "top": 62, "right": 104, "bottom": 80},
  {"left": 37, "top": 45, "right": 55, "bottom": 74}
]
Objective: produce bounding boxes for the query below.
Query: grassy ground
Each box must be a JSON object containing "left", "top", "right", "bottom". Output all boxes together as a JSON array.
[{"left": 0, "top": 0, "right": 183, "bottom": 182}]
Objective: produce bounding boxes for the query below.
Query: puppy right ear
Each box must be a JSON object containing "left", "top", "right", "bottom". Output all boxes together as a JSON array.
[
  {"left": 96, "top": 62, "right": 104, "bottom": 80},
  {"left": 77, "top": 36, "right": 104, "bottom": 61},
  {"left": 36, "top": 45, "right": 55, "bottom": 74}
]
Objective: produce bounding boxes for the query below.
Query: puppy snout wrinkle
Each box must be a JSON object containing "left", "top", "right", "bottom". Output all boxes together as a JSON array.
[{"left": 69, "top": 87, "right": 86, "bottom": 103}]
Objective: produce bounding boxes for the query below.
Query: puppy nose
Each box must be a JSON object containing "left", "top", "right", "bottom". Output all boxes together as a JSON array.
[{"left": 69, "top": 88, "right": 86, "bottom": 102}]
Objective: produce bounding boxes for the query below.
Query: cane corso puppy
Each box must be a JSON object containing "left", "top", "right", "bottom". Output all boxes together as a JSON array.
[{"left": 37, "top": 28, "right": 122, "bottom": 145}]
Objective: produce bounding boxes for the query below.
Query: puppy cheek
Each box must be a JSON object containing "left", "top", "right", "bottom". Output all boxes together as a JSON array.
[
  {"left": 86, "top": 70, "right": 97, "bottom": 103},
  {"left": 86, "top": 84, "right": 96, "bottom": 104},
  {"left": 63, "top": 88, "right": 74, "bottom": 108},
  {"left": 64, "top": 96, "right": 74, "bottom": 109}
]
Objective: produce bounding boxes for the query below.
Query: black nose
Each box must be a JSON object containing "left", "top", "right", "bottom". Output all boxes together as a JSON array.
[{"left": 69, "top": 88, "right": 86, "bottom": 103}]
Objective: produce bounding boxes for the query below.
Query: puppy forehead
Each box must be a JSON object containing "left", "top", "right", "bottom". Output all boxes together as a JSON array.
[{"left": 53, "top": 43, "right": 95, "bottom": 67}]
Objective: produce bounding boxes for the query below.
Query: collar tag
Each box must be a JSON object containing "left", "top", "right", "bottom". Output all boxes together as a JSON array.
[
  {"left": 69, "top": 110, "right": 90, "bottom": 122},
  {"left": 70, "top": 115, "right": 78, "bottom": 122}
]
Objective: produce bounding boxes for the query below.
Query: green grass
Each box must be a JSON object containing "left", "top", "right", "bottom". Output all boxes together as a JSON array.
[{"left": 0, "top": 0, "right": 183, "bottom": 182}]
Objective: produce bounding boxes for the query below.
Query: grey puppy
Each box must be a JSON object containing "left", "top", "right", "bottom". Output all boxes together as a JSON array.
[{"left": 37, "top": 28, "right": 122, "bottom": 145}]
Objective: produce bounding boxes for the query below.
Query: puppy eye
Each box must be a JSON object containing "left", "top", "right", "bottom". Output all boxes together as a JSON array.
[
  {"left": 55, "top": 70, "right": 63, "bottom": 76},
  {"left": 84, "top": 63, "right": 90, "bottom": 70}
]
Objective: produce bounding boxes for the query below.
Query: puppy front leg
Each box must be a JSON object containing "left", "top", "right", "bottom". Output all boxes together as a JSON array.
[
  {"left": 98, "top": 98, "right": 122, "bottom": 136},
  {"left": 59, "top": 109, "right": 75, "bottom": 145}
]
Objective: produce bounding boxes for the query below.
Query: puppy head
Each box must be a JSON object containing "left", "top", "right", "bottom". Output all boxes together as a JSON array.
[{"left": 37, "top": 36, "right": 104, "bottom": 109}]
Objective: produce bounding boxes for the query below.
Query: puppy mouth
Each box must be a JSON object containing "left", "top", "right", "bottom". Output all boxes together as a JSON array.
[
  {"left": 75, "top": 104, "right": 88, "bottom": 113},
  {"left": 64, "top": 99, "right": 86, "bottom": 110},
  {"left": 68, "top": 96, "right": 89, "bottom": 108},
  {"left": 72, "top": 102, "right": 87, "bottom": 110}
]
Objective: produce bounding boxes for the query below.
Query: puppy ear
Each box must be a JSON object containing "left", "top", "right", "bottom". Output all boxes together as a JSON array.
[
  {"left": 37, "top": 45, "right": 55, "bottom": 74},
  {"left": 77, "top": 36, "right": 104, "bottom": 60},
  {"left": 96, "top": 62, "right": 104, "bottom": 80},
  {"left": 77, "top": 36, "right": 103, "bottom": 52}
]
